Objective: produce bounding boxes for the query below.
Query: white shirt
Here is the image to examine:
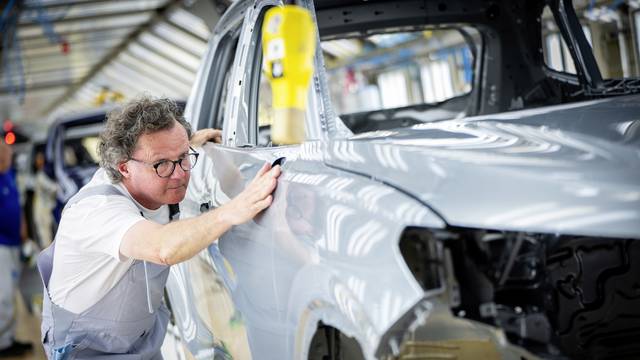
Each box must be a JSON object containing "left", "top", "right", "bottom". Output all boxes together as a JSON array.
[{"left": 48, "top": 168, "right": 170, "bottom": 314}]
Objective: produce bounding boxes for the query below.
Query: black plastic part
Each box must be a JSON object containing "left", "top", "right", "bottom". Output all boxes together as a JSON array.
[
  {"left": 546, "top": 238, "right": 640, "bottom": 359},
  {"left": 272, "top": 156, "right": 286, "bottom": 167}
]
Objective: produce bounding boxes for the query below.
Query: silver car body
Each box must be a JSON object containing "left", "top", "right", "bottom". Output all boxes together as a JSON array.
[{"left": 166, "top": 0, "right": 640, "bottom": 359}]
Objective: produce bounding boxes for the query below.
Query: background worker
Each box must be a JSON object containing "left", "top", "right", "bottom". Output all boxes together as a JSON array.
[
  {"left": 0, "top": 140, "right": 33, "bottom": 357},
  {"left": 39, "top": 96, "right": 280, "bottom": 359}
]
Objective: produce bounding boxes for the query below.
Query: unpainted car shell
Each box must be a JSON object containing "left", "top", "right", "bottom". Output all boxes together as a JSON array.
[
  {"left": 182, "top": 141, "right": 447, "bottom": 358},
  {"left": 179, "top": 97, "right": 640, "bottom": 359},
  {"left": 44, "top": 108, "right": 112, "bottom": 223},
  {"left": 332, "top": 96, "right": 640, "bottom": 239},
  {"left": 170, "top": 0, "right": 640, "bottom": 359}
]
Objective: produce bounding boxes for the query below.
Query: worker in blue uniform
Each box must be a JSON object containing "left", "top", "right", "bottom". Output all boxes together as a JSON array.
[{"left": 0, "top": 139, "right": 33, "bottom": 357}]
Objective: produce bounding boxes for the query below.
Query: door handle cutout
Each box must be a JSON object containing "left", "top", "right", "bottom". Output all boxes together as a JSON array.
[{"left": 272, "top": 157, "right": 286, "bottom": 168}]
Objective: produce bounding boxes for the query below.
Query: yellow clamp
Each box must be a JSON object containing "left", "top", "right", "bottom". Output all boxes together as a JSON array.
[{"left": 262, "top": 5, "right": 316, "bottom": 144}]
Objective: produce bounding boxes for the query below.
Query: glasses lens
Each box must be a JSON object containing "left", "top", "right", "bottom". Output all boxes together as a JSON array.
[
  {"left": 181, "top": 153, "right": 198, "bottom": 171},
  {"left": 156, "top": 161, "right": 174, "bottom": 178}
]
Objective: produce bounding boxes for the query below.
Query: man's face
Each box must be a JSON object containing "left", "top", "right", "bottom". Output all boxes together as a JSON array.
[{"left": 121, "top": 121, "right": 191, "bottom": 209}]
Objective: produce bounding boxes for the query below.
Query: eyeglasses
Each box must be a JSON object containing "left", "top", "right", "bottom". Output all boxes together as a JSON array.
[{"left": 129, "top": 147, "right": 200, "bottom": 178}]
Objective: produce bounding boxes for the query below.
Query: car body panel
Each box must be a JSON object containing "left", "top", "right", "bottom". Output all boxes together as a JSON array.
[
  {"left": 169, "top": 0, "right": 640, "bottom": 359},
  {"left": 180, "top": 142, "right": 445, "bottom": 359},
  {"left": 327, "top": 96, "right": 640, "bottom": 238}
]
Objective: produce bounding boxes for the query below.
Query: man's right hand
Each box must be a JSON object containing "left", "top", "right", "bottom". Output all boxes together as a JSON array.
[{"left": 219, "top": 162, "right": 281, "bottom": 226}]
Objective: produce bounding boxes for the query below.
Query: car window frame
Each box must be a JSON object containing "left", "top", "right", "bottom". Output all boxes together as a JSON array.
[
  {"left": 200, "top": 31, "right": 241, "bottom": 131},
  {"left": 221, "top": 0, "right": 280, "bottom": 148}
]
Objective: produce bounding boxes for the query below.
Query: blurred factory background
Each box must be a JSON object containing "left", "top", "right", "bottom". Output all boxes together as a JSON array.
[{"left": 0, "top": 0, "right": 639, "bottom": 359}]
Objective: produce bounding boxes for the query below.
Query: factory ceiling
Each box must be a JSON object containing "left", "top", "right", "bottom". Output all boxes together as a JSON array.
[{"left": 0, "top": 0, "right": 229, "bottom": 134}]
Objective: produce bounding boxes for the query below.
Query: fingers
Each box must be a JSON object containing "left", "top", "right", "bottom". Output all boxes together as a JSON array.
[
  {"left": 253, "top": 161, "right": 271, "bottom": 180},
  {"left": 208, "top": 129, "right": 222, "bottom": 144},
  {"left": 213, "top": 129, "right": 222, "bottom": 144},
  {"left": 271, "top": 164, "right": 281, "bottom": 178},
  {"left": 190, "top": 128, "right": 223, "bottom": 147},
  {"left": 253, "top": 161, "right": 281, "bottom": 179},
  {"left": 203, "top": 129, "right": 221, "bottom": 144},
  {"left": 243, "top": 164, "right": 277, "bottom": 204},
  {"left": 255, "top": 176, "right": 277, "bottom": 200},
  {"left": 213, "top": 131, "right": 222, "bottom": 144},
  {"left": 252, "top": 195, "right": 273, "bottom": 212},
  {"left": 256, "top": 164, "right": 280, "bottom": 192}
]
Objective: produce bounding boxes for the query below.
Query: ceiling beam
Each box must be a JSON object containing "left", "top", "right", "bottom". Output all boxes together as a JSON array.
[
  {"left": 130, "top": 40, "right": 198, "bottom": 77},
  {"left": 115, "top": 52, "right": 192, "bottom": 92},
  {"left": 15, "top": 27, "right": 134, "bottom": 50},
  {"left": 19, "top": 0, "right": 168, "bottom": 24},
  {"left": 17, "top": 12, "right": 152, "bottom": 41},
  {"left": 149, "top": 21, "right": 207, "bottom": 57},
  {"left": 0, "top": 79, "right": 80, "bottom": 94},
  {"left": 8, "top": 38, "right": 122, "bottom": 59},
  {"left": 19, "top": 49, "right": 109, "bottom": 66},
  {"left": 102, "top": 64, "right": 183, "bottom": 98},
  {"left": 0, "top": 63, "right": 91, "bottom": 81},
  {"left": 18, "top": 8, "right": 156, "bottom": 28},
  {"left": 21, "top": 0, "right": 113, "bottom": 10},
  {"left": 137, "top": 32, "right": 200, "bottom": 71}
]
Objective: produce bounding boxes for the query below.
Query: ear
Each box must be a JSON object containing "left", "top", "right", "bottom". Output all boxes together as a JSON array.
[{"left": 118, "top": 161, "right": 131, "bottom": 179}]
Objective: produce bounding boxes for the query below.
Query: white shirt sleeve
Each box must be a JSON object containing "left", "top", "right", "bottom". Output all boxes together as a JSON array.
[{"left": 59, "top": 194, "right": 145, "bottom": 262}]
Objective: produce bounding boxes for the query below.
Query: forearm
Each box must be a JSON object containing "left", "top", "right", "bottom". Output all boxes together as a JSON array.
[
  {"left": 156, "top": 207, "right": 232, "bottom": 265},
  {"left": 121, "top": 161, "right": 279, "bottom": 265},
  {"left": 122, "top": 205, "right": 233, "bottom": 265}
]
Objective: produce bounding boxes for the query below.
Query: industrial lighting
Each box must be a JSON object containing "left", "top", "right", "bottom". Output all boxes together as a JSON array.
[{"left": 4, "top": 132, "right": 16, "bottom": 145}]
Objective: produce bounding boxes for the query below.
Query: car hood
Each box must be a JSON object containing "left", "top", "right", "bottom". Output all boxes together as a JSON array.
[{"left": 324, "top": 96, "right": 640, "bottom": 239}]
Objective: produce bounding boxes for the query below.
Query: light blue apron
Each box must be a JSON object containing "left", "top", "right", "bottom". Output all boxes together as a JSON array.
[{"left": 38, "top": 185, "right": 179, "bottom": 359}]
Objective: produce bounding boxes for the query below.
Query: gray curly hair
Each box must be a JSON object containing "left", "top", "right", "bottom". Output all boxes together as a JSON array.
[{"left": 98, "top": 96, "right": 192, "bottom": 182}]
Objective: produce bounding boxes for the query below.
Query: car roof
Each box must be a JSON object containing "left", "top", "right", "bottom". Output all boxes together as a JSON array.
[{"left": 50, "top": 106, "right": 114, "bottom": 129}]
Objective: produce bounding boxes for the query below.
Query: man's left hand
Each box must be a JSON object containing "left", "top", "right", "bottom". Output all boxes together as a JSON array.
[{"left": 190, "top": 128, "right": 222, "bottom": 147}]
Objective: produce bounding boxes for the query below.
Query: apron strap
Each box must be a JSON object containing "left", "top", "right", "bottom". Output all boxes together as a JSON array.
[
  {"left": 64, "top": 184, "right": 126, "bottom": 213},
  {"left": 169, "top": 203, "right": 180, "bottom": 221},
  {"left": 143, "top": 261, "right": 154, "bottom": 314}
]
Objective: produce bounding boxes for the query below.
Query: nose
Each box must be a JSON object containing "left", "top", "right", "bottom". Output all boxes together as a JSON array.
[{"left": 170, "top": 162, "right": 188, "bottom": 180}]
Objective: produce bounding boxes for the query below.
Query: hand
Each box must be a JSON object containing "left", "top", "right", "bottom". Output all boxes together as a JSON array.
[
  {"left": 190, "top": 128, "right": 222, "bottom": 147},
  {"left": 21, "top": 239, "right": 41, "bottom": 266},
  {"left": 220, "top": 162, "right": 281, "bottom": 226}
]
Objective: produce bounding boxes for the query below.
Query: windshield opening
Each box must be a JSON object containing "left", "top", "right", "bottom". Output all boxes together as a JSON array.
[{"left": 323, "top": 29, "right": 473, "bottom": 115}]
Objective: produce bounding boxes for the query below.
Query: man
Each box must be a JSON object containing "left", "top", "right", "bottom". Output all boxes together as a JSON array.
[
  {"left": 0, "top": 140, "right": 33, "bottom": 357},
  {"left": 39, "top": 96, "right": 280, "bottom": 359}
]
